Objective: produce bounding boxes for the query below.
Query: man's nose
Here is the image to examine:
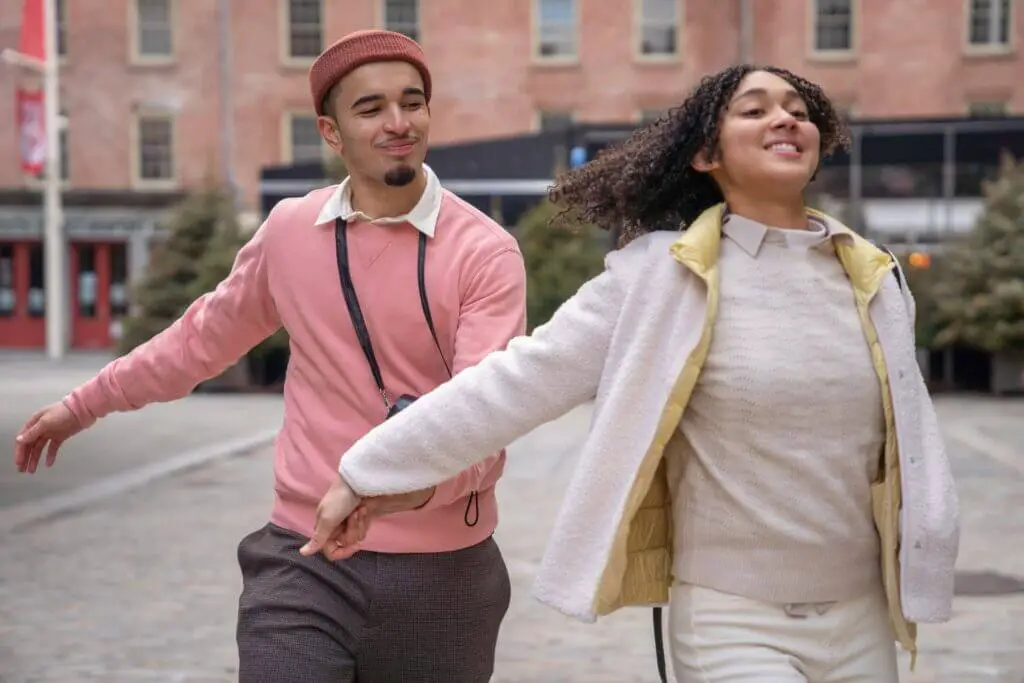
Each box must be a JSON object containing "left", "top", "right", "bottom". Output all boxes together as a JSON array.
[{"left": 382, "top": 105, "right": 411, "bottom": 135}]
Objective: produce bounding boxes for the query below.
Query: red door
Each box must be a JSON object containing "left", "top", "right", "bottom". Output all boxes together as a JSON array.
[
  {"left": 71, "top": 242, "right": 112, "bottom": 349},
  {"left": 70, "top": 241, "right": 129, "bottom": 349},
  {"left": 0, "top": 241, "right": 46, "bottom": 348}
]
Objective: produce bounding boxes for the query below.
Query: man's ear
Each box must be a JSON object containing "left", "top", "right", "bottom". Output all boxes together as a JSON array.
[
  {"left": 691, "top": 146, "right": 718, "bottom": 173},
  {"left": 318, "top": 116, "right": 343, "bottom": 155}
]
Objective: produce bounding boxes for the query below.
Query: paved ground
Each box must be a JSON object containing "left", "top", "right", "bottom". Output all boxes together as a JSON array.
[
  {"left": 0, "top": 352, "right": 284, "bottom": 515},
  {"left": 0, "top": 372, "right": 1021, "bottom": 681}
]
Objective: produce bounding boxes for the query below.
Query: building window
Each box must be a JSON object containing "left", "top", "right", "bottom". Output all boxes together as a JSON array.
[
  {"left": 638, "top": 0, "right": 679, "bottom": 56},
  {"left": 56, "top": 0, "right": 67, "bottom": 57},
  {"left": 288, "top": 114, "right": 323, "bottom": 162},
  {"left": 968, "top": 100, "right": 1008, "bottom": 117},
  {"left": 286, "top": 0, "right": 322, "bottom": 59},
  {"left": 538, "top": 110, "right": 574, "bottom": 132},
  {"left": 969, "top": 0, "right": 1011, "bottom": 47},
  {"left": 535, "top": 0, "right": 577, "bottom": 59},
  {"left": 135, "top": 0, "right": 173, "bottom": 58},
  {"left": 812, "top": 0, "right": 853, "bottom": 52},
  {"left": 383, "top": 0, "right": 419, "bottom": 42},
  {"left": 136, "top": 113, "right": 174, "bottom": 181}
]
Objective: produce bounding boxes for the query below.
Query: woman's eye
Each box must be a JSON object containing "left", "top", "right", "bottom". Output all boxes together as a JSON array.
[
  {"left": 791, "top": 110, "right": 809, "bottom": 119},
  {"left": 742, "top": 108, "right": 763, "bottom": 117}
]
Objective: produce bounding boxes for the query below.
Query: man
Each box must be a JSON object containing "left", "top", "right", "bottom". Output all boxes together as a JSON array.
[{"left": 14, "top": 30, "right": 526, "bottom": 683}]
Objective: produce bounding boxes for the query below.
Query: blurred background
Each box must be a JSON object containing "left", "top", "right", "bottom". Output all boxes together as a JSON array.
[
  {"left": 0, "top": 0, "right": 1022, "bottom": 392},
  {"left": 1, "top": 2, "right": 1022, "bottom": 682}
]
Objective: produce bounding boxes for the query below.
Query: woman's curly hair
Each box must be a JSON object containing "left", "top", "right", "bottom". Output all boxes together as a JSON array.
[{"left": 548, "top": 64, "right": 851, "bottom": 245}]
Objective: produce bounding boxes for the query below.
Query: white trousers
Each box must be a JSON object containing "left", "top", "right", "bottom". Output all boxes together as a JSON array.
[{"left": 668, "top": 583, "right": 899, "bottom": 683}]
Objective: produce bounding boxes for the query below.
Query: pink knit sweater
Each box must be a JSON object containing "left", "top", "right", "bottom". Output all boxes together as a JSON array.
[{"left": 63, "top": 185, "right": 527, "bottom": 553}]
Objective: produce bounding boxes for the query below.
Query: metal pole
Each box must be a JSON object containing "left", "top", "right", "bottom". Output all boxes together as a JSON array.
[
  {"left": 848, "top": 127, "right": 863, "bottom": 234},
  {"left": 42, "top": 0, "right": 65, "bottom": 359},
  {"left": 217, "top": 0, "right": 237, "bottom": 203},
  {"left": 738, "top": 0, "right": 754, "bottom": 64},
  {"left": 942, "top": 125, "right": 956, "bottom": 236}
]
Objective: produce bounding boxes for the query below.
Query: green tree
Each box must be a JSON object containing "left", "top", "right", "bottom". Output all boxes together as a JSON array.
[
  {"left": 117, "top": 185, "right": 289, "bottom": 389},
  {"left": 117, "top": 186, "right": 236, "bottom": 355},
  {"left": 898, "top": 253, "right": 945, "bottom": 349},
  {"left": 516, "top": 200, "right": 608, "bottom": 331},
  {"left": 933, "top": 153, "right": 1024, "bottom": 351}
]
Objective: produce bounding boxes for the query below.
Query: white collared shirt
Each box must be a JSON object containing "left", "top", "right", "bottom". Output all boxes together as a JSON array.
[
  {"left": 315, "top": 163, "right": 443, "bottom": 237},
  {"left": 722, "top": 212, "right": 846, "bottom": 258}
]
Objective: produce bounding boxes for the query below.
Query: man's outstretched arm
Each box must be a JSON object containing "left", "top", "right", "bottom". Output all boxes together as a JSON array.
[{"left": 63, "top": 217, "right": 282, "bottom": 428}]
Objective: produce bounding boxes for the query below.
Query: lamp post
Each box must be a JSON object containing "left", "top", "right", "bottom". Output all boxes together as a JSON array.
[
  {"left": 41, "top": 0, "right": 66, "bottom": 359},
  {"left": 2, "top": 0, "right": 66, "bottom": 359}
]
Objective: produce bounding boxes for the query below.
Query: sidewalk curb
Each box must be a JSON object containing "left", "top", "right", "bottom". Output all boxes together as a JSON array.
[{"left": 0, "top": 429, "right": 278, "bottom": 536}]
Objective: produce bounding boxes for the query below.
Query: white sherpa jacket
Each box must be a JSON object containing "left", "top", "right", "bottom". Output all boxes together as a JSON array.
[{"left": 338, "top": 204, "right": 960, "bottom": 660}]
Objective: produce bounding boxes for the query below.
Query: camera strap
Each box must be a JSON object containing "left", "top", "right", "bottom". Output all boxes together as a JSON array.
[{"left": 333, "top": 217, "right": 452, "bottom": 414}]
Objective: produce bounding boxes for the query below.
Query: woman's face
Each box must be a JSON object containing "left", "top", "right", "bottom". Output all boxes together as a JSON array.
[{"left": 699, "top": 70, "right": 822, "bottom": 196}]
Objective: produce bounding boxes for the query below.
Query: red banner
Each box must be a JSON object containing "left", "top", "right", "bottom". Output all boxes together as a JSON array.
[
  {"left": 17, "top": 88, "right": 46, "bottom": 175},
  {"left": 18, "top": 0, "right": 45, "bottom": 63}
]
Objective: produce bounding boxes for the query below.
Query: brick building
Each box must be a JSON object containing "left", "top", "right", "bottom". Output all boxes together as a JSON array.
[{"left": 0, "top": 0, "right": 1020, "bottom": 350}]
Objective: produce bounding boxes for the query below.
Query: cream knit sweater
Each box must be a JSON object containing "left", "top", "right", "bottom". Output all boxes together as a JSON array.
[{"left": 669, "top": 214, "right": 887, "bottom": 604}]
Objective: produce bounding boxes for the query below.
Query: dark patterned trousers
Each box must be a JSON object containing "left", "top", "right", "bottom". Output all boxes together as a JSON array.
[{"left": 235, "top": 523, "right": 511, "bottom": 683}]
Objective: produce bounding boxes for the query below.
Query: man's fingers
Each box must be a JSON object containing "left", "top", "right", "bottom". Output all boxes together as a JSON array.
[
  {"left": 45, "top": 439, "right": 62, "bottom": 468},
  {"left": 339, "top": 508, "right": 370, "bottom": 547},
  {"left": 15, "top": 412, "right": 47, "bottom": 472},
  {"left": 26, "top": 438, "right": 47, "bottom": 474},
  {"left": 326, "top": 540, "right": 363, "bottom": 562},
  {"left": 14, "top": 438, "right": 33, "bottom": 471},
  {"left": 16, "top": 412, "right": 44, "bottom": 443}
]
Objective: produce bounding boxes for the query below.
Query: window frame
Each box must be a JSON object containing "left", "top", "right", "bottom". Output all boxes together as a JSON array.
[
  {"left": 281, "top": 0, "right": 324, "bottom": 66},
  {"left": 131, "top": 108, "right": 177, "bottom": 189},
  {"left": 532, "top": 0, "right": 580, "bottom": 64},
  {"left": 807, "top": 0, "right": 858, "bottom": 60},
  {"left": 129, "top": 0, "right": 176, "bottom": 64},
  {"left": 634, "top": 0, "right": 682, "bottom": 62},
  {"left": 380, "top": 0, "right": 421, "bottom": 42}
]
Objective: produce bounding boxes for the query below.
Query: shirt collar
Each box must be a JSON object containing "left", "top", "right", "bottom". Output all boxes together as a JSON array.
[
  {"left": 314, "top": 163, "right": 443, "bottom": 237},
  {"left": 722, "top": 211, "right": 846, "bottom": 258}
]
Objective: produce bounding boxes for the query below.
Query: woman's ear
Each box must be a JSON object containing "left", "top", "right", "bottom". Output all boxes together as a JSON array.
[{"left": 691, "top": 147, "right": 718, "bottom": 173}]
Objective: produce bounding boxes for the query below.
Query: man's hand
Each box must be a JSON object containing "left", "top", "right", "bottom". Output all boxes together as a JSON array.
[
  {"left": 299, "top": 481, "right": 438, "bottom": 562},
  {"left": 14, "top": 402, "right": 86, "bottom": 473},
  {"left": 300, "top": 475, "right": 364, "bottom": 559}
]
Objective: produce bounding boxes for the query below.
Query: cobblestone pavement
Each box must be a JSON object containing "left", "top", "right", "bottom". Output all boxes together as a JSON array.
[
  {"left": 0, "top": 352, "right": 284, "bottom": 512},
  {"left": 0, "top": 398, "right": 1021, "bottom": 682}
]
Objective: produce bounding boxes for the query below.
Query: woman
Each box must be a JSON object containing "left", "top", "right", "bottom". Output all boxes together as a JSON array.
[{"left": 305, "top": 65, "right": 960, "bottom": 682}]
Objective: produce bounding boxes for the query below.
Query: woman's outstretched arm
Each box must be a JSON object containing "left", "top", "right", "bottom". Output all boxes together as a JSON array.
[{"left": 337, "top": 248, "right": 629, "bottom": 497}]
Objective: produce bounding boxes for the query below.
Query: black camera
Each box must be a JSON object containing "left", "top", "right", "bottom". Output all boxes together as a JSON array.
[{"left": 386, "top": 394, "right": 419, "bottom": 420}]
